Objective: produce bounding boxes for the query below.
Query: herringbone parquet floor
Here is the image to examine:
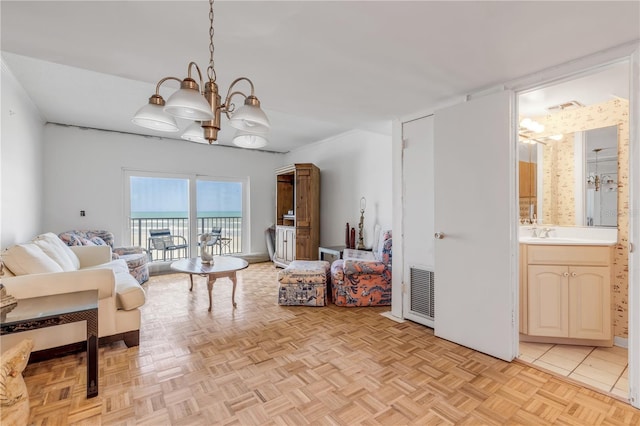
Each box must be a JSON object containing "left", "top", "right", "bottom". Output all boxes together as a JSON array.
[{"left": 20, "top": 262, "right": 640, "bottom": 425}]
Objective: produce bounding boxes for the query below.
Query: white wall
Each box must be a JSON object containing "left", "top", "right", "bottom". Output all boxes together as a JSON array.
[
  {"left": 42, "top": 125, "right": 283, "bottom": 255},
  {"left": 284, "top": 129, "right": 392, "bottom": 248},
  {"left": 1, "top": 60, "right": 45, "bottom": 248}
]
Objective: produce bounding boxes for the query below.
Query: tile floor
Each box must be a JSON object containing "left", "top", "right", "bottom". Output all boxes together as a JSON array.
[{"left": 519, "top": 342, "right": 628, "bottom": 398}]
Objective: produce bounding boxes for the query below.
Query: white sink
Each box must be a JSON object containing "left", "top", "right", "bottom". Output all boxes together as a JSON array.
[{"left": 519, "top": 236, "right": 616, "bottom": 246}]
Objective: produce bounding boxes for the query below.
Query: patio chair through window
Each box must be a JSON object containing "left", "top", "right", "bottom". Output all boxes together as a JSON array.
[{"left": 148, "top": 229, "right": 188, "bottom": 261}]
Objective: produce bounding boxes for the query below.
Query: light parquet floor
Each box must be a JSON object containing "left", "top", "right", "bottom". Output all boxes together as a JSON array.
[{"left": 21, "top": 262, "right": 640, "bottom": 425}]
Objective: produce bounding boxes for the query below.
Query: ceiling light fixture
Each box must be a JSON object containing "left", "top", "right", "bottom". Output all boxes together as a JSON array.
[
  {"left": 519, "top": 118, "right": 545, "bottom": 134},
  {"left": 132, "top": 0, "right": 270, "bottom": 147},
  {"left": 181, "top": 122, "right": 217, "bottom": 144}
]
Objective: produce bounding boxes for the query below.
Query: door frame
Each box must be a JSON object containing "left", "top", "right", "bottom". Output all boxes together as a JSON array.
[
  {"left": 507, "top": 42, "right": 639, "bottom": 408},
  {"left": 401, "top": 115, "right": 436, "bottom": 327},
  {"left": 393, "top": 40, "right": 639, "bottom": 408}
]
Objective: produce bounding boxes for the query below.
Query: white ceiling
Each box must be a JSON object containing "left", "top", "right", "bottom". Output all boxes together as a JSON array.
[{"left": 1, "top": 1, "right": 639, "bottom": 153}]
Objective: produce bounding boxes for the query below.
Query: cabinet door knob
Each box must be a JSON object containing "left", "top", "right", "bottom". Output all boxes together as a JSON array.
[
  {"left": 571, "top": 272, "right": 577, "bottom": 277},
  {"left": 563, "top": 272, "right": 569, "bottom": 277},
  {"left": 434, "top": 232, "right": 445, "bottom": 240}
]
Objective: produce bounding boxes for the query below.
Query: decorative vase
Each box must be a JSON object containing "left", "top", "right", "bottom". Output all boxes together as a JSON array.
[
  {"left": 200, "top": 233, "right": 214, "bottom": 264},
  {"left": 350, "top": 227, "right": 356, "bottom": 249},
  {"left": 345, "top": 223, "right": 350, "bottom": 247}
]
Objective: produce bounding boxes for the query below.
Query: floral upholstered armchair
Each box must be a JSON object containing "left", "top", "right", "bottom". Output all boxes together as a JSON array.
[
  {"left": 330, "top": 230, "right": 392, "bottom": 307},
  {"left": 58, "top": 230, "right": 149, "bottom": 284}
]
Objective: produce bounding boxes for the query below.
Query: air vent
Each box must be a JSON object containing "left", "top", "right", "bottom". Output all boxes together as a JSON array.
[
  {"left": 410, "top": 267, "right": 434, "bottom": 320},
  {"left": 546, "top": 100, "right": 585, "bottom": 112}
]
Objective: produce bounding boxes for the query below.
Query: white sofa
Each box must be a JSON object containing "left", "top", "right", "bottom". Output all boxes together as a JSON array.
[{"left": 1, "top": 233, "right": 145, "bottom": 354}]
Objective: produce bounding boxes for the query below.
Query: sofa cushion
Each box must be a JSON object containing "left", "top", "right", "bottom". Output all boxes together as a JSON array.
[
  {"left": 33, "top": 233, "right": 80, "bottom": 271},
  {"left": 1, "top": 243, "right": 64, "bottom": 275}
]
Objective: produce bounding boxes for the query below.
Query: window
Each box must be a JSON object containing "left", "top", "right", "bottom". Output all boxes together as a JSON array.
[{"left": 124, "top": 171, "right": 246, "bottom": 260}]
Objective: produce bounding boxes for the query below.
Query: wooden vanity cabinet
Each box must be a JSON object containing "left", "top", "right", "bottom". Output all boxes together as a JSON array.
[{"left": 520, "top": 244, "right": 613, "bottom": 346}]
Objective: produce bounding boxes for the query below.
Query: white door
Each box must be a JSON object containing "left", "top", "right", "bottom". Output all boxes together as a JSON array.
[
  {"left": 433, "top": 91, "right": 517, "bottom": 362},
  {"left": 402, "top": 116, "right": 435, "bottom": 326}
]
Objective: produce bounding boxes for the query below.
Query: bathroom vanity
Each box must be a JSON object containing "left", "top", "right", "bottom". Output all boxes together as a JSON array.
[{"left": 519, "top": 229, "right": 616, "bottom": 347}]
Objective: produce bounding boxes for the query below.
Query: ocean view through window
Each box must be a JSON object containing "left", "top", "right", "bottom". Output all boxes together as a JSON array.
[{"left": 128, "top": 175, "right": 244, "bottom": 260}]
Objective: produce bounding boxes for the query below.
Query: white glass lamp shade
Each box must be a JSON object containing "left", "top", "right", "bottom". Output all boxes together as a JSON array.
[
  {"left": 164, "top": 87, "right": 215, "bottom": 121},
  {"left": 229, "top": 102, "right": 270, "bottom": 133},
  {"left": 132, "top": 103, "right": 179, "bottom": 132},
  {"left": 233, "top": 131, "right": 268, "bottom": 149},
  {"left": 181, "top": 122, "right": 210, "bottom": 144}
]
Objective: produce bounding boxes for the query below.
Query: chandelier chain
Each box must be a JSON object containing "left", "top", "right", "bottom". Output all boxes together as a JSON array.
[{"left": 207, "top": 0, "right": 216, "bottom": 82}]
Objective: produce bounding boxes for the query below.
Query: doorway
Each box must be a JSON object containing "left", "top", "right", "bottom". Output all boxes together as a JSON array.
[{"left": 516, "top": 61, "right": 631, "bottom": 399}]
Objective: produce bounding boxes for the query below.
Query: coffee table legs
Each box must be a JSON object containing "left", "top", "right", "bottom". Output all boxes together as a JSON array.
[
  {"left": 230, "top": 274, "right": 238, "bottom": 308},
  {"left": 207, "top": 276, "right": 214, "bottom": 312},
  {"left": 206, "top": 272, "right": 238, "bottom": 312}
]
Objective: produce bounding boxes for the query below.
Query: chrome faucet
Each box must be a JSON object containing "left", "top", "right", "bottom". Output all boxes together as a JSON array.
[{"left": 539, "top": 227, "right": 555, "bottom": 238}]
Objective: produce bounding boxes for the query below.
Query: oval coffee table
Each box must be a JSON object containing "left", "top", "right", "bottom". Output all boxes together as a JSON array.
[{"left": 170, "top": 256, "right": 249, "bottom": 311}]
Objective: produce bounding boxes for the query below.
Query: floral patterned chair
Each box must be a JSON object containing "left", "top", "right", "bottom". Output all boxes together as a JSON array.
[
  {"left": 58, "top": 230, "right": 149, "bottom": 284},
  {"left": 330, "top": 230, "right": 392, "bottom": 307}
]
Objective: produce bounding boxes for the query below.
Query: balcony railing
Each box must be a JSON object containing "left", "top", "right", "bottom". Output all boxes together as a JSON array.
[{"left": 129, "top": 216, "right": 242, "bottom": 261}]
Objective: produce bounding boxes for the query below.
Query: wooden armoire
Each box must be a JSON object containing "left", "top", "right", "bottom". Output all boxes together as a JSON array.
[{"left": 273, "top": 163, "right": 320, "bottom": 267}]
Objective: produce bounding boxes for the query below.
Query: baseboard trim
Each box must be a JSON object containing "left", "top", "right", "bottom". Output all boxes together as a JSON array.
[
  {"left": 381, "top": 311, "right": 405, "bottom": 323},
  {"left": 614, "top": 336, "right": 628, "bottom": 348}
]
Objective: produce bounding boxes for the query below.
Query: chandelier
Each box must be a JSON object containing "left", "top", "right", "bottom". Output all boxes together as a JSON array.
[
  {"left": 587, "top": 148, "right": 602, "bottom": 192},
  {"left": 132, "top": 0, "right": 270, "bottom": 148}
]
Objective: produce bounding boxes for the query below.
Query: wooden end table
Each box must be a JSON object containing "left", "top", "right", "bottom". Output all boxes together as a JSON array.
[
  {"left": 170, "top": 256, "right": 249, "bottom": 311},
  {"left": 1, "top": 290, "right": 99, "bottom": 398}
]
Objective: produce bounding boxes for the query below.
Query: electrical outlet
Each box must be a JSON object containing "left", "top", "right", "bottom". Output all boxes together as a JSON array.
[{"left": 80, "top": 210, "right": 86, "bottom": 217}]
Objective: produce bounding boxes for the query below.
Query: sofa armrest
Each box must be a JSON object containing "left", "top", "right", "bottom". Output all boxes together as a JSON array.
[
  {"left": 2, "top": 268, "right": 115, "bottom": 300},
  {"left": 70, "top": 245, "right": 112, "bottom": 268},
  {"left": 343, "top": 260, "right": 388, "bottom": 276}
]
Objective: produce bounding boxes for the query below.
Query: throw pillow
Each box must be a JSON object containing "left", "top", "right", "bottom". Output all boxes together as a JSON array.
[
  {"left": 33, "top": 233, "right": 80, "bottom": 271},
  {"left": 89, "top": 237, "right": 107, "bottom": 246},
  {"left": 381, "top": 238, "right": 392, "bottom": 266},
  {"left": 1, "top": 243, "right": 64, "bottom": 275}
]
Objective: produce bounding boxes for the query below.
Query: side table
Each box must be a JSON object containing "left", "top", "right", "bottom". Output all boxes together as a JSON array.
[
  {"left": 318, "top": 245, "right": 346, "bottom": 262},
  {"left": 1, "top": 290, "right": 99, "bottom": 398}
]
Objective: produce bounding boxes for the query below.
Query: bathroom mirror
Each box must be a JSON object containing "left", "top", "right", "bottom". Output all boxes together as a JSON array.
[
  {"left": 520, "top": 124, "right": 619, "bottom": 228},
  {"left": 518, "top": 62, "right": 628, "bottom": 229}
]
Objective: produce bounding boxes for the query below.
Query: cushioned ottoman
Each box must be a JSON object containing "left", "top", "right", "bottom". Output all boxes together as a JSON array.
[{"left": 278, "top": 260, "right": 330, "bottom": 306}]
